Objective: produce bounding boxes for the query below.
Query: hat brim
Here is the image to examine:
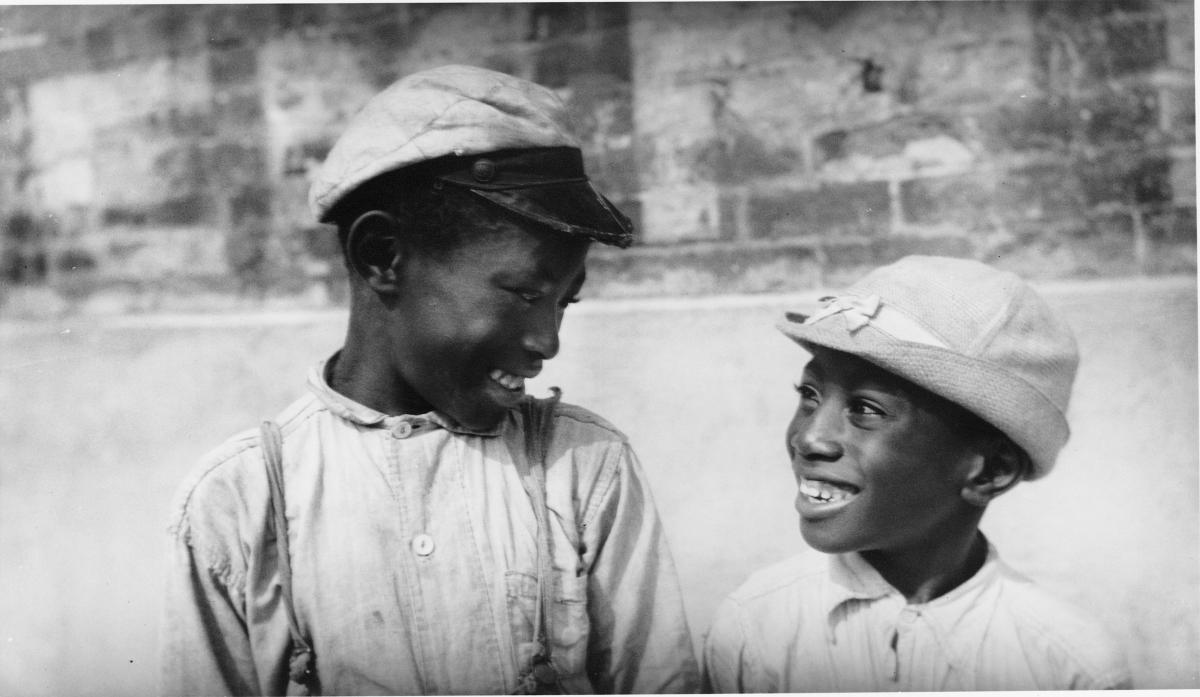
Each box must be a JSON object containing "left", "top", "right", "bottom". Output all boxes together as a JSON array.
[
  {"left": 777, "top": 316, "right": 1068, "bottom": 480},
  {"left": 470, "top": 183, "right": 633, "bottom": 248}
]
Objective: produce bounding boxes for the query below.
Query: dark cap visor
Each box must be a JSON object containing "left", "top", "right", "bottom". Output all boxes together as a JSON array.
[{"left": 434, "top": 147, "right": 634, "bottom": 248}]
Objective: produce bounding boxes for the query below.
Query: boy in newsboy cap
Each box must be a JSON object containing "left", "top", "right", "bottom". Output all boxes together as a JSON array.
[
  {"left": 703, "top": 256, "right": 1131, "bottom": 691},
  {"left": 163, "top": 65, "right": 700, "bottom": 695}
]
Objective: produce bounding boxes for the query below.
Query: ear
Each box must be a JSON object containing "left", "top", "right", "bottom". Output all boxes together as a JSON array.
[
  {"left": 345, "top": 210, "right": 404, "bottom": 294},
  {"left": 961, "top": 440, "right": 1025, "bottom": 508}
]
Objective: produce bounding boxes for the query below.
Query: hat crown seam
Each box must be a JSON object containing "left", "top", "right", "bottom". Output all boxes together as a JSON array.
[{"left": 322, "top": 94, "right": 523, "bottom": 208}]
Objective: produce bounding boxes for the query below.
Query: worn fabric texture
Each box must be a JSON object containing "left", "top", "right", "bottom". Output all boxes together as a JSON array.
[
  {"left": 702, "top": 543, "right": 1131, "bottom": 692},
  {"left": 161, "top": 359, "right": 700, "bottom": 696}
]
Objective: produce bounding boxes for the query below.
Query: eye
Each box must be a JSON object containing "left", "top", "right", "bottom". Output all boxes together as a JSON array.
[
  {"left": 794, "top": 382, "right": 820, "bottom": 405},
  {"left": 508, "top": 288, "right": 542, "bottom": 303},
  {"left": 848, "top": 397, "right": 886, "bottom": 421}
]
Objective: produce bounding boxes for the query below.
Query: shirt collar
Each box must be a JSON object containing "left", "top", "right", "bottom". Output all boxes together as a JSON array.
[
  {"left": 825, "top": 541, "right": 1001, "bottom": 612},
  {"left": 824, "top": 542, "right": 1003, "bottom": 669},
  {"left": 306, "top": 355, "right": 505, "bottom": 438}
]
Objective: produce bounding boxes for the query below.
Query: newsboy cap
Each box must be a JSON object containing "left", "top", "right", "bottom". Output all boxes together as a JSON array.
[{"left": 309, "top": 64, "right": 633, "bottom": 247}]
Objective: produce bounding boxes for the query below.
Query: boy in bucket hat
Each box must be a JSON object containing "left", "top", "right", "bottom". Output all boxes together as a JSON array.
[
  {"left": 702, "top": 256, "right": 1131, "bottom": 692},
  {"left": 163, "top": 65, "right": 700, "bottom": 695}
]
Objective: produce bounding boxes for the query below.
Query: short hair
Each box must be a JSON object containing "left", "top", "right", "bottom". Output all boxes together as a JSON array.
[
  {"left": 327, "top": 160, "right": 514, "bottom": 265},
  {"left": 932, "top": 388, "right": 1034, "bottom": 480}
]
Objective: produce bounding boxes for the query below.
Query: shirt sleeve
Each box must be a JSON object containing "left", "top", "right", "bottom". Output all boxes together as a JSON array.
[
  {"left": 160, "top": 523, "right": 259, "bottom": 696},
  {"left": 581, "top": 442, "right": 702, "bottom": 694},
  {"left": 160, "top": 459, "right": 286, "bottom": 697},
  {"left": 702, "top": 596, "right": 765, "bottom": 693}
]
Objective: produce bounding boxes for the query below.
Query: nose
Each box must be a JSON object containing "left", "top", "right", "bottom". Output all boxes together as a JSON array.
[
  {"left": 787, "top": 403, "right": 844, "bottom": 462},
  {"left": 521, "top": 305, "right": 561, "bottom": 360}
]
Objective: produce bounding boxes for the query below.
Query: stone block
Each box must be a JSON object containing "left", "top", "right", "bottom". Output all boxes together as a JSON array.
[
  {"left": 84, "top": 25, "right": 116, "bottom": 69},
  {"left": 1162, "top": 85, "right": 1195, "bottom": 142},
  {"left": 718, "top": 192, "right": 745, "bottom": 242},
  {"left": 1169, "top": 152, "right": 1195, "bottom": 205},
  {"left": 533, "top": 27, "right": 631, "bottom": 88},
  {"left": 997, "top": 162, "right": 1089, "bottom": 221},
  {"left": 204, "top": 143, "right": 267, "bottom": 185},
  {"left": 1078, "top": 152, "right": 1173, "bottom": 206},
  {"left": 1130, "top": 157, "right": 1174, "bottom": 205},
  {"left": 230, "top": 186, "right": 271, "bottom": 227},
  {"left": 844, "top": 114, "right": 962, "bottom": 161},
  {"left": 989, "top": 96, "right": 1078, "bottom": 152},
  {"left": 101, "top": 194, "right": 208, "bottom": 227},
  {"left": 900, "top": 174, "right": 993, "bottom": 230},
  {"left": 527, "top": 3, "right": 591, "bottom": 42},
  {"left": 212, "top": 90, "right": 264, "bottom": 126},
  {"left": 1145, "top": 205, "right": 1197, "bottom": 243},
  {"left": 1104, "top": 13, "right": 1169, "bottom": 76},
  {"left": 1083, "top": 86, "right": 1159, "bottom": 145},
  {"left": 275, "top": 4, "right": 329, "bottom": 33},
  {"left": 638, "top": 184, "right": 722, "bottom": 244},
  {"left": 120, "top": 6, "right": 204, "bottom": 61},
  {"left": 205, "top": 5, "right": 274, "bottom": 48},
  {"left": 748, "top": 181, "right": 891, "bottom": 239},
  {"left": 208, "top": 46, "right": 258, "bottom": 86},
  {"left": 150, "top": 142, "right": 207, "bottom": 191},
  {"left": 149, "top": 7, "right": 195, "bottom": 55},
  {"left": 155, "top": 195, "right": 209, "bottom": 225},
  {"left": 697, "top": 131, "right": 801, "bottom": 185},
  {"left": 162, "top": 107, "right": 216, "bottom": 138}
]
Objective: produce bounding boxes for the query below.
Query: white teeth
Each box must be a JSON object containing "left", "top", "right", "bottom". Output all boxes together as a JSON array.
[
  {"left": 488, "top": 369, "right": 524, "bottom": 391},
  {"left": 799, "top": 478, "right": 856, "bottom": 504}
]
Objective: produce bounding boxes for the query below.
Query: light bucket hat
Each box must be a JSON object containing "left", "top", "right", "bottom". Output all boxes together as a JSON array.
[
  {"left": 777, "top": 255, "right": 1079, "bottom": 480},
  {"left": 310, "top": 64, "right": 632, "bottom": 247}
]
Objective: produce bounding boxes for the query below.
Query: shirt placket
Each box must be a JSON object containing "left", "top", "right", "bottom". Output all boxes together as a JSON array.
[
  {"left": 386, "top": 418, "right": 508, "bottom": 693},
  {"left": 890, "top": 606, "right": 919, "bottom": 688}
]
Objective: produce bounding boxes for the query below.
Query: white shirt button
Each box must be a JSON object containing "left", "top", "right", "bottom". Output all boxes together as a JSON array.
[
  {"left": 411, "top": 533, "right": 435, "bottom": 556},
  {"left": 390, "top": 422, "right": 414, "bottom": 439}
]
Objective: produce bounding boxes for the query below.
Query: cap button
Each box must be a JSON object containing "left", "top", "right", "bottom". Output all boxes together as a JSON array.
[{"left": 471, "top": 158, "right": 497, "bottom": 183}]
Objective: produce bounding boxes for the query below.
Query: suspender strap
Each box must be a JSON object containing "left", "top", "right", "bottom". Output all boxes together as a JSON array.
[
  {"left": 260, "top": 420, "right": 319, "bottom": 695},
  {"left": 514, "top": 389, "right": 563, "bottom": 694}
]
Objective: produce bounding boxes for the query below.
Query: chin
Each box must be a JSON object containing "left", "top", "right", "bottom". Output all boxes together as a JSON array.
[{"left": 799, "top": 523, "right": 856, "bottom": 555}]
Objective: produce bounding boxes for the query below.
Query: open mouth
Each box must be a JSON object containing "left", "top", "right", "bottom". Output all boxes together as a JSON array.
[
  {"left": 488, "top": 369, "right": 527, "bottom": 392},
  {"left": 797, "top": 477, "right": 860, "bottom": 505}
]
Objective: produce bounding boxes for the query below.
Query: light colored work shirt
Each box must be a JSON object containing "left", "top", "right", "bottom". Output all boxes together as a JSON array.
[
  {"left": 703, "top": 544, "right": 1131, "bottom": 692},
  {"left": 162, "top": 360, "right": 700, "bottom": 695}
]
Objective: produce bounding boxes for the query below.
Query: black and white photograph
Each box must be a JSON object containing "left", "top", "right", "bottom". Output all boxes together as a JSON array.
[{"left": 0, "top": 2, "right": 1196, "bottom": 695}]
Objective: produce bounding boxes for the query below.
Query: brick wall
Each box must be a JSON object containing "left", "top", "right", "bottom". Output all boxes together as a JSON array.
[{"left": 0, "top": 2, "right": 1193, "bottom": 314}]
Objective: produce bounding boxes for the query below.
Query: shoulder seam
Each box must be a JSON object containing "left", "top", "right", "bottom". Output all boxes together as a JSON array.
[{"left": 171, "top": 436, "right": 260, "bottom": 542}]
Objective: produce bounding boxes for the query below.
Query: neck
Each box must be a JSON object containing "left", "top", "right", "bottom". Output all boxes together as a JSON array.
[
  {"left": 861, "top": 526, "right": 987, "bottom": 604},
  {"left": 329, "top": 298, "right": 429, "bottom": 417}
]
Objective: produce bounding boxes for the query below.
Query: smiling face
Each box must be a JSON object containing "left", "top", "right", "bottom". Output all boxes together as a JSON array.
[
  {"left": 786, "top": 347, "right": 989, "bottom": 557},
  {"left": 384, "top": 216, "right": 589, "bottom": 431}
]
